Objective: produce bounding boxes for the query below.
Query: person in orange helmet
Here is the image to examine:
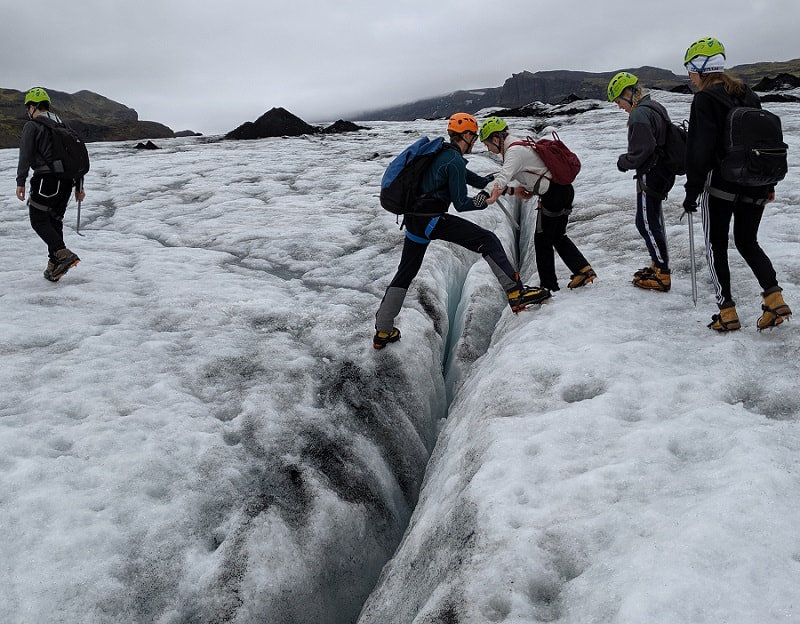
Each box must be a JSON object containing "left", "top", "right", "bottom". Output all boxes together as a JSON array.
[{"left": 373, "top": 113, "right": 549, "bottom": 349}]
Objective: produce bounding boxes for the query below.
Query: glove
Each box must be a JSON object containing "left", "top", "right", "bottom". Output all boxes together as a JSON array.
[
  {"left": 472, "top": 191, "right": 489, "bottom": 209},
  {"left": 682, "top": 197, "right": 698, "bottom": 213},
  {"left": 617, "top": 161, "right": 627, "bottom": 173}
]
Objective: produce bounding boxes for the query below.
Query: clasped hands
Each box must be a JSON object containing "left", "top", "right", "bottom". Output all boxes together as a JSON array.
[{"left": 485, "top": 183, "right": 533, "bottom": 205}]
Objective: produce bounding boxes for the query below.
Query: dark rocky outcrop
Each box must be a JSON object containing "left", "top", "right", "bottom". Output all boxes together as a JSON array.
[
  {"left": 321, "top": 119, "right": 368, "bottom": 134},
  {"left": 752, "top": 72, "right": 800, "bottom": 91},
  {"left": 134, "top": 140, "right": 161, "bottom": 150},
  {"left": 761, "top": 92, "right": 800, "bottom": 103},
  {"left": 225, "top": 107, "right": 319, "bottom": 140},
  {"left": 224, "top": 108, "right": 368, "bottom": 140}
]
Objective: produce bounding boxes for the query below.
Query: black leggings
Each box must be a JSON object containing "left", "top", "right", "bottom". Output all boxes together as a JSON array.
[
  {"left": 534, "top": 183, "right": 589, "bottom": 291},
  {"left": 702, "top": 192, "right": 778, "bottom": 305},
  {"left": 389, "top": 213, "right": 521, "bottom": 293}
]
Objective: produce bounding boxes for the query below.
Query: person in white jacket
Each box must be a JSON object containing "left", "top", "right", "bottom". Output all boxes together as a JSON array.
[{"left": 479, "top": 117, "right": 596, "bottom": 291}]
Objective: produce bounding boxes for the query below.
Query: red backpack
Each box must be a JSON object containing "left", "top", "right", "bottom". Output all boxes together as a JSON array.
[{"left": 507, "top": 132, "right": 581, "bottom": 185}]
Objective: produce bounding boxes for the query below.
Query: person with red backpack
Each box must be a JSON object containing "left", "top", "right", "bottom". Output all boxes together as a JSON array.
[
  {"left": 479, "top": 116, "right": 596, "bottom": 292},
  {"left": 608, "top": 72, "right": 676, "bottom": 293},
  {"left": 373, "top": 113, "right": 549, "bottom": 349},
  {"left": 16, "top": 87, "right": 84, "bottom": 282},
  {"left": 682, "top": 37, "right": 791, "bottom": 332}
]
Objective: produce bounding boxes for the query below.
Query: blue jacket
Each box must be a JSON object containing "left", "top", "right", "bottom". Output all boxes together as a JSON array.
[{"left": 419, "top": 142, "right": 490, "bottom": 212}]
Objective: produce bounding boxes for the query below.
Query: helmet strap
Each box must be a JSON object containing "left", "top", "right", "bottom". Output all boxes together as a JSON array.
[
  {"left": 493, "top": 134, "right": 505, "bottom": 155},
  {"left": 687, "top": 57, "right": 709, "bottom": 74}
]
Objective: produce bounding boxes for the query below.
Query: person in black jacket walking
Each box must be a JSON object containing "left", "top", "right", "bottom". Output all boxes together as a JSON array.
[
  {"left": 608, "top": 71, "right": 676, "bottom": 292},
  {"left": 682, "top": 37, "right": 791, "bottom": 331},
  {"left": 373, "top": 113, "right": 549, "bottom": 349},
  {"left": 16, "top": 87, "right": 84, "bottom": 282}
]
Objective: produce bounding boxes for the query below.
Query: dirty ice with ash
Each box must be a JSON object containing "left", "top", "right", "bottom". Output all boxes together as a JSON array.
[{"left": 1, "top": 89, "right": 799, "bottom": 624}]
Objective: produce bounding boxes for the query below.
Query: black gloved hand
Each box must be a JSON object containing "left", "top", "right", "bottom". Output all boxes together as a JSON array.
[
  {"left": 617, "top": 161, "right": 627, "bottom": 173},
  {"left": 473, "top": 191, "right": 489, "bottom": 209},
  {"left": 683, "top": 197, "right": 698, "bottom": 213}
]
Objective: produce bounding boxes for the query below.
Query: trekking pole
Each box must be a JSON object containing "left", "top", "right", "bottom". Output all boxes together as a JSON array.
[
  {"left": 496, "top": 198, "right": 520, "bottom": 230},
  {"left": 687, "top": 211, "right": 697, "bottom": 306},
  {"left": 76, "top": 200, "right": 85, "bottom": 236},
  {"left": 75, "top": 178, "right": 86, "bottom": 236}
]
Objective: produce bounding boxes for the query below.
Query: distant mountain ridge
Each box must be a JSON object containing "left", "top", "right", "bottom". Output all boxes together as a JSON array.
[
  {"left": 352, "top": 59, "right": 800, "bottom": 121},
  {"left": 2, "top": 59, "right": 798, "bottom": 149}
]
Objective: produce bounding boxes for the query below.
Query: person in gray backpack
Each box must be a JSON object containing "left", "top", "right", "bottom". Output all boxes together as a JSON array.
[
  {"left": 682, "top": 37, "right": 791, "bottom": 332},
  {"left": 608, "top": 71, "right": 676, "bottom": 293},
  {"left": 16, "top": 87, "right": 85, "bottom": 282}
]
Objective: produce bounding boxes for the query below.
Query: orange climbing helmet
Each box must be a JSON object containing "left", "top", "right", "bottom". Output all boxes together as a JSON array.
[{"left": 447, "top": 112, "right": 478, "bottom": 135}]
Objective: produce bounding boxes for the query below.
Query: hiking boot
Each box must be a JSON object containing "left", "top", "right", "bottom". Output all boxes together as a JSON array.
[
  {"left": 508, "top": 286, "right": 551, "bottom": 312},
  {"left": 46, "top": 248, "right": 80, "bottom": 281},
  {"left": 568, "top": 265, "right": 597, "bottom": 289},
  {"left": 43, "top": 260, "right": 59, "bottom": 282},
  {"left": 633, "top": 264, "right": 655, "bottom": 280},
  {"left": 708, "top": 302, "right": 741, "bottom": 332},
  {"left": 633, "top": 266, "right": 670, "bottom": 292},
  {"left": 373, "top": 327, "right": 401, "bottom": 350},
  {"left": 757, "top": 287, "right": 792, "bottom": 330}
]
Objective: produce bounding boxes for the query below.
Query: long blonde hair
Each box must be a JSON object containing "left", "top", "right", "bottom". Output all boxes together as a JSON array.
[
  {"left": 697, "top": 72, "right": 746, "bottom": 97},
  {"left": 630, "top": 85, "right": 647, "bottom": 108}
]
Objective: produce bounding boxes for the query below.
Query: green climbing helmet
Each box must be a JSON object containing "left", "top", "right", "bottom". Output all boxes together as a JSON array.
[
  {"left": 684, "top": 37, "right": 726, "bottom": 67},
  {"left": 24, "top": 87, "right": 50, "bottom": 106},
  {"left": 479, "top": 116, "right": 508, "bottom": 142},
  {"left": 607, "top": 72, "right": 638, "bottom": 102}
]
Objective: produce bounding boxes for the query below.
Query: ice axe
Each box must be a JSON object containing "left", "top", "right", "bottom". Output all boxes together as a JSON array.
[
  {"left": 76, "top": 199, "right": 85, "bottom": 236},
  {"left": 496, "top": 198, "right": 520, "bottom": 230},
  {"left": 687, "top": 211, "right": 697, "bottom": 306}
]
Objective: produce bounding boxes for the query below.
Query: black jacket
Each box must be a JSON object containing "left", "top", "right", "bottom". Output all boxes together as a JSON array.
[{"left": 684, "top": 83, "right": 772, "bottom": 203}]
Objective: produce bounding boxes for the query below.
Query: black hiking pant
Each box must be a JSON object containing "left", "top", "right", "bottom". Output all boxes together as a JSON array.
[
  {"left": 375, "top": 213, "right": 522, "bottom": 332},
  {"left": 701, "top": 191, "right": 778, "bottom": 306},
  {"left": 28, "top": 174, "right": 74, "bottom": 261},
  {"left": 534, "top": 183, "right": 589, "bottom": 291}
]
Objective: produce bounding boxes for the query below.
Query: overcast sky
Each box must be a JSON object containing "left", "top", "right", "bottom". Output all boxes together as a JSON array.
[{"left": 4, "top": 0, "right": 800, "bottom": 135}]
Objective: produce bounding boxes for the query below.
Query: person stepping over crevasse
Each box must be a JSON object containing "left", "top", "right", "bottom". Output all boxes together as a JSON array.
[{"left": 373, "top": 113, "right": 549, "bottom": 350}]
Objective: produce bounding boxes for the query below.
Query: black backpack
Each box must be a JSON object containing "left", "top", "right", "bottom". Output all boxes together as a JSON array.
[
  {"left": 718, "top": 106, "right": 788, "bottom": 187},
  {"left": 33, "top": 116, "right": 91, "bottom": 181},
  {"left": 641, "top": 102, "right": 688, "bottom": 176},
  {"left": 380, "top": 136, "right": 448, "bottom": 215},
  {"left": 703, "top": 88, "right": 788, "bottom": 187}
]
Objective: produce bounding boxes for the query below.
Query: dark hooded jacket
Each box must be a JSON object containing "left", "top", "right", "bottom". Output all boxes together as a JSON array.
[{"left": 684, "top": 82, "right": 772, "bottom": 204}]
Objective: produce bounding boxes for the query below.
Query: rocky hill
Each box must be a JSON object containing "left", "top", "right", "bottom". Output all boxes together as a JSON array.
[
  {"left": 353, "top": 60, "right": 800, "bottom": 121},
  {"left": 0, "top": 88, "right": 181, "bottom": 149}
]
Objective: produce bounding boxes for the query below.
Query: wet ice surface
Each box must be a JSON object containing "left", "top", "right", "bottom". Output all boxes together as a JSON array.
[{"left": 2, "top": 91, "right": 799, "bottom": 623}]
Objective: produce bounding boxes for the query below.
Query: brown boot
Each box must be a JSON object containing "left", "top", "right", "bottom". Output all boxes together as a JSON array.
[
  {"left": 567, "top": 265, "right": 597, "bottom": 289},
  {"left": 757, "top": 287, "right": 792, "bottom": 330},
  {"left": 633, "top": 263, "right": 655, "bottom": 279},
  {"left": 708, "top": 301, "right": 741, "bottom": 332},
  {"left": 633, "top": 266, "right": 671, "bottom": 292}
]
